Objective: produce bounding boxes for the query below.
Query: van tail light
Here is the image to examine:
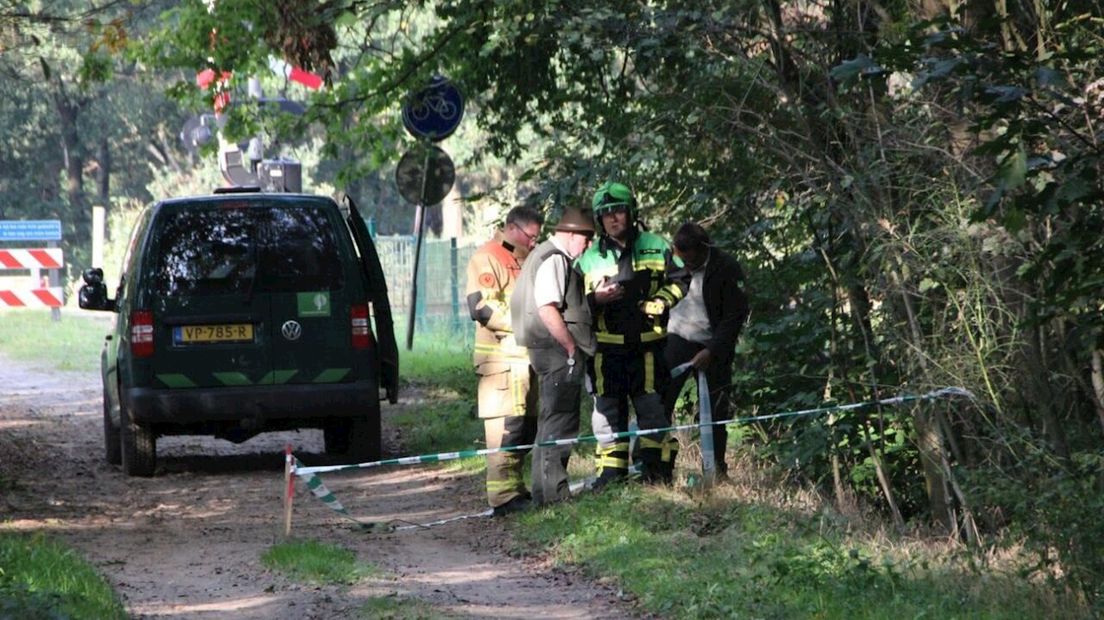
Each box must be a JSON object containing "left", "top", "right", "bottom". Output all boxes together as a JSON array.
[
  {"left": 351, "top": 304, "right": 374, "bottom": 350},
  {"left": 131, "top": 310, "right": 154, "bottom": 358}
]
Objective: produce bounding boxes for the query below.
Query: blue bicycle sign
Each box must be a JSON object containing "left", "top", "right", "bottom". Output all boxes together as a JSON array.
[{"left": 402, "top": 76, "right": 465, "bottom": 141}]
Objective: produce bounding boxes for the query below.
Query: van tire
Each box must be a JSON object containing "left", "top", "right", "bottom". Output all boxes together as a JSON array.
[
  {"left": 103, "top": 389, "right": 121, "bottom": 466},
  {"left": 324, "top": 406, "right": 381, "bottom": 462},
  {"left": 121, "top": 408, "right": 156, "bottom": 477}
]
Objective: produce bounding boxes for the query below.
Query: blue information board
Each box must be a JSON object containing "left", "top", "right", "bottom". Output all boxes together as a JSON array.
[{"left": 0, "top": 220, "right": 62, "bottom": 241}]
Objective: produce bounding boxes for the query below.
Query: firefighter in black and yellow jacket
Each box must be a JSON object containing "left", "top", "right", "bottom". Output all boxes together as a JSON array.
[
  {"left": 576, "top": 182, "right": 690, "bottom": 486},
  {"left": 465, "top": 206, "right": 544, "bottom": 516}
]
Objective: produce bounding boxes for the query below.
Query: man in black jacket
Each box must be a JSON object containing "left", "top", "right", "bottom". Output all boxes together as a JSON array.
[{"left": 662, "top": 222, "right": 749, "bottom": 481}]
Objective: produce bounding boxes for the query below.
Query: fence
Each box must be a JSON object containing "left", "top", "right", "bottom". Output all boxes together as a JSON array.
[{"left": 374, "top": 235, "right": 478, "bottom": 334}]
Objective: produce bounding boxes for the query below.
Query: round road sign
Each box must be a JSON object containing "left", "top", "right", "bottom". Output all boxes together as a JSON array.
[
  {"left": 395, "top": 145, "right": 456, "bottom": 206},
  {"left": 401, "top": 76, "right": 465, "bottom": 141}
]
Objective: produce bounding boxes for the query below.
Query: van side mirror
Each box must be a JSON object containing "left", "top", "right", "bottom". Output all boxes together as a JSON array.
[{"left": 79, "top": 268, "right": 116, "bottom": 312}]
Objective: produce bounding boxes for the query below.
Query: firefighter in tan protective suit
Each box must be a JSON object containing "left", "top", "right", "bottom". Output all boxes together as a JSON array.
[{"left": 465, "top": 206, "right": 544, "bottom": 516}]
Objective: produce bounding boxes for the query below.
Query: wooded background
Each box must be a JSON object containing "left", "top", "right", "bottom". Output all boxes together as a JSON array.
[{"left": 2, "top": 0, "right": 1101, "bottom": 607}]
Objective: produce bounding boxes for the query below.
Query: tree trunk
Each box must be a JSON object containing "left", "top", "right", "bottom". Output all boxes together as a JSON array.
[
  {"left": 47, "top": 66, "right": 89, "bottom": 245},
  {"left": 1023, "top": 320, "right": 1071, "bottom": 460},
  {"left": 97, "top": 139, "right": 111, "bottom": 207},
  {"left": 1091, "top": 349, "right": 1104, "bottom": 437},
  {"left": 888, "top": 264, "right": 954, "bottom": 531},
  {"left": 913, "top": 405, "right": 954, "bottom": 530}
]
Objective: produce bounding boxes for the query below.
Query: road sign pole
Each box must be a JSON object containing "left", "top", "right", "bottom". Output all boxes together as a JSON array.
[
  {"left": 48, "top": 240, "right": 61, "bottom": 322},
  {"left": 405, "top": 148, "right": 433, "bottom": 350}
]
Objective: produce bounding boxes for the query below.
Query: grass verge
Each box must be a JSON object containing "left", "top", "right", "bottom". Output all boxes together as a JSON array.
[
  {"left": 0, "top": 532, "right": 127, "bottom": 620},
  {"left": 393, "top": 326, "right": 484, "bottom": 474},
  {"left": 0, "top": 309, "right": 109, "bottom": 372},
  {"left": 512, "top": 478, "right": 1086, "bottom": 619}
]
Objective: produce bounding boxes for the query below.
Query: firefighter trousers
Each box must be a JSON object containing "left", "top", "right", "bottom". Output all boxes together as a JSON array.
[
  {"left": 589, "top": 342, "right": 677, "bottom": 484},
  {"left": 478, "top": 363, "right": 538, "bottom": 508}
]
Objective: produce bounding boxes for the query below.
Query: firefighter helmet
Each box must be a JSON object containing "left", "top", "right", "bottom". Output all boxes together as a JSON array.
[{"left": 591, "top": 182, "right": 637, "bottom": 231}]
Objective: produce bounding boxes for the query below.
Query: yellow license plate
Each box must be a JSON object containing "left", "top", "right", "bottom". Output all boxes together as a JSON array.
[{"left": 175, "top": 324, "right": 254, "bottom": 344}]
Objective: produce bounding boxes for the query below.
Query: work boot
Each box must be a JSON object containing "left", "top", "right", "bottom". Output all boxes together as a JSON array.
[
  {"left": 492, "top": 495, "right": 532, "bottom": 517},
  {"left": 593, "top": 442, "right": 630, "bottom": 491},
  {"left": 635, "top": 438, "right": 678, "bottom": 485},
  {"left": 591, "top": 467, "right": 629, "bottom": 491}
]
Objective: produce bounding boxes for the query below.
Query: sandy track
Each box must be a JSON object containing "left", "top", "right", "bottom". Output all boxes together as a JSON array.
[{"left": 0, "top": 355, "right": 636, "bottom": 619}]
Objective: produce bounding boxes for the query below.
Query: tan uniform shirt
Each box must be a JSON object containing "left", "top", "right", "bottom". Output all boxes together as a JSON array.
[{"left": 466, "top": 230, "right": 529, "bottom": 375}]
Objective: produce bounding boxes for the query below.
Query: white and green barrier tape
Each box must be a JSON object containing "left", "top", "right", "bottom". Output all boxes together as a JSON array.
[
  {"left": 294, "top": 386, "right": 974, "bottom": 477},
  {"left": 284, "top": 385, "right": 975, "bottom": 531}
]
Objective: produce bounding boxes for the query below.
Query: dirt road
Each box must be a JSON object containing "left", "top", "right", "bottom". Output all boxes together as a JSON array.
[{"left": 0, "top": 355, "right": 634, "bottom": 619}]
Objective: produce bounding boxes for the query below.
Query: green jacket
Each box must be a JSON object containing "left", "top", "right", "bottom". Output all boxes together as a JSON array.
[{"left": 575, "top": 229, "right": 689, "bottom": 347}]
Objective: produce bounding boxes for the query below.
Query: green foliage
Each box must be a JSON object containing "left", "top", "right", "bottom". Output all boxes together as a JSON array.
[
  {"left": 261, "top": 539, "right": 378, "bottom": 585},
  {"left": 0, "top": 532, "right": 127, "bottom": 620},
  {"left": 1, "top": 0, "right": 197, "bottom": 288},
  {"left": 972, "top": 447, "right": 1104, "bottom": 612}
]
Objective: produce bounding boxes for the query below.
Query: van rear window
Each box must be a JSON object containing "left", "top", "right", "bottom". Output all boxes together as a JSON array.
[{"left": 152, "top": 206, "right": 345, "bottom": 296}]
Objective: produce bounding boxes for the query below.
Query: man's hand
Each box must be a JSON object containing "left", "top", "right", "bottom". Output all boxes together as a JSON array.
[
  {"left": 594, "top": 278, "right": 624, "bottom": 304},
  {"left": 640, "top": 299, "right": 665, "bottom": 317},
  {"left": 691, "top": 348, "right": 713, "bottom": 370}
]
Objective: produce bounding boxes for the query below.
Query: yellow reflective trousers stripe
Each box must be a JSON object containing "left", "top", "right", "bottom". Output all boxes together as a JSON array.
[
  {"left": 596, "top": 442, "right": 629, "bottom": 472},
  {"left": 596, "top": 331, "right": 665, "bottom": 344},
  {"left": 639, "top": 436, "right": 679, "bottom": 462},
  {"left": 511, "top": 371, "right": 526, "bottom": 416},
  {"left": 594, "top": 351, "right": 605, "bottom": 394}
]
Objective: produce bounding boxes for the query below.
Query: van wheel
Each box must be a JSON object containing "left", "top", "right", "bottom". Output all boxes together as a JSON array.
[
  {"left": 323, "top": 418, "right": 352, "bottom": 455},
  {"left": 324, "top": 405, "right": 381, "bottom": 462},
  {"left": 103, "top": 389, "right": 121, "bottom": 465},
  {"left": 121, "top": 407, "right": 156, "bottom": 477}
]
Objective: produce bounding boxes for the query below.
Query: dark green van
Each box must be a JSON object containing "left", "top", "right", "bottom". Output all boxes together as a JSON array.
[{"left": 79, "top": 190, "right": 399, "bottom": 476}]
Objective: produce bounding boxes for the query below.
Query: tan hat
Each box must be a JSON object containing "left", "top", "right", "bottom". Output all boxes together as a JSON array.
[{"left": 555, "top": 207, "right": 596, "bottom": 235}]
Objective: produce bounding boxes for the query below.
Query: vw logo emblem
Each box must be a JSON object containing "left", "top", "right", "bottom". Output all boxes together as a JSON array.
[{"left": 281, "top": 320, "right": 302, "bottom": 341}]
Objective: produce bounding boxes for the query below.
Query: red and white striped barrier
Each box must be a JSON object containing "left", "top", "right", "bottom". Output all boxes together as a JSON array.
[
  {"left": 0, "top": 248, "right": 63, "bottom": 270},
  {"left": 0, "top": 288, "right": 64, "bottom": 308}
]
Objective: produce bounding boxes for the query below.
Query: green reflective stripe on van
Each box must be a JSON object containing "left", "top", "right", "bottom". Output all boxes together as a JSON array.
[
  {"left": 260, "top": 370, "right": 298, "bottom": 384},
  {"left": 157, "top": 374, "right": 197, "bottom": 388},
  {"left": 213, "top": 372, "right": 252, "bottom": 386},
  {"left": 313, "top": 368, "right": 350, "bottom": 383}
]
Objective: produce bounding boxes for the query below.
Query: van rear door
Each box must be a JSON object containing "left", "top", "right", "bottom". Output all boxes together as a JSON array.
[
  {"left": 146, "top": 203, "right": 272, "bottom": 390},
  {"left": 344, "top": 195, "right": 399, "bottom": 403},
  {"left": 262, "top": 202, "right": 362, "bottom": 388}
]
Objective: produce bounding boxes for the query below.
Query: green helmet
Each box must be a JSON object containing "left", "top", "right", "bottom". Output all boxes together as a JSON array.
[{"left": 591, "top": 182, "right": 637, "bottom": 231}]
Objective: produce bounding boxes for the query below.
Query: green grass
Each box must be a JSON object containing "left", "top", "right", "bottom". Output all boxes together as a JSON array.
[
  {"left": 398, "top": 324, "right": 474, "bottom": 395},
  {"left": 264, "top": 540, "right": 452, "bottom": 619},
  {"left": 392, "top": 325, "right": 484, "bottom": 473},
  {"left": 261, "top": 539, "right": 380, "bottom": 585},
  {"left": 360, "top": 593, "right": 451, "bottom": 619},
  {"left": 512, "top": 484, "right": 1085, "bottom": 619},
  {"left": 0, "top": 309, "right": 109, "bottom": 372},
  {"left": 0, "top": 532, "right": 127, "bottom": 620}
]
